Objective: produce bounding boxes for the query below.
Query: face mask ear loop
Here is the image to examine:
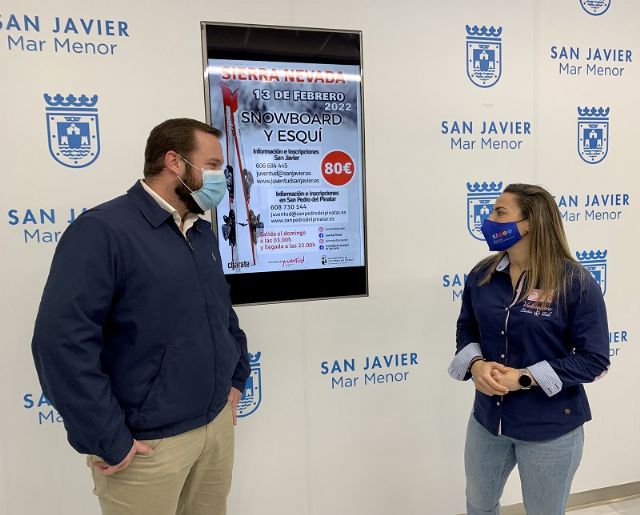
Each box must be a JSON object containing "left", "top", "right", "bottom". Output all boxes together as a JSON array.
[
  {"left": 175, "top": 152, "right": 197, "bottom": 193},
  {"left": 517, "top": 217, "right": 529, "bottom": 235}
]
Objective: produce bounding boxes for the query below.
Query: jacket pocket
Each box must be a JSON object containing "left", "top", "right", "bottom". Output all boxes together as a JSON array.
[
  {"left": 131, "top": 344, "right": 215, "bottom": 430},
  {"left": 137, "top": 346, "right": 171, "bottom": 412}
]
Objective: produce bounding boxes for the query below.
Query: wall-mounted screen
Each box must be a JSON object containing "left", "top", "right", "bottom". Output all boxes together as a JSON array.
[{"left": 202, "top": 23, "right": 367, "bottom": 304}]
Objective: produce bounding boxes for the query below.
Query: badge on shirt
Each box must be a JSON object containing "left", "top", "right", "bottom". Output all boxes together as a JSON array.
[
  {"left": 521, "top": 289, "right": 554, "bottom": 317},
  {"left": 527, "top": 289, "right": 549, "bottom": 302}
]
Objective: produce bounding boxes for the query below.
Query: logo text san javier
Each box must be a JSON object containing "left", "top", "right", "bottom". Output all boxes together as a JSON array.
[
  {"left": 321, "top": 353, "right": 419, "bottom": 390},
  {"left": 441, "top": 120, "right": 532, "bottom": 151},
  {"left": 2, "top": 14, "right": 130, "bottom": 56},
  {"left": 550, "top": 46, "right": 632, "bottom": 77},
  {"left": 555, "top": 193, "right": 630, "bottom": 223}
]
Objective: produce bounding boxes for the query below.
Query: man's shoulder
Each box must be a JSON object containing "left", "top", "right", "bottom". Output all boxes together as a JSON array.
[
  {"left": 72, "top": 194, "right": 144, "bottom": 238},
  {"left": 77, "top": 193, "right": 137, "bottom": 228},
  {"left": 93, "top": 193, "right": 131, "bottom": 213}
]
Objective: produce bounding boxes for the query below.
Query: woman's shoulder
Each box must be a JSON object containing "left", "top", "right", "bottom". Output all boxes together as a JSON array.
[
  {"left": 467, "top": 255, "right": 501, "bottom": 285},
  {"left": 563, "top": 259, "right": 601, "bottom": 298}
]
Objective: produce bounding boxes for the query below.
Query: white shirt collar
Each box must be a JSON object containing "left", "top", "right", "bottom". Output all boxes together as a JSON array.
[
  {"left": 496, "top": 254, "right": 510, "bottom": 272},
  {"left": 139, "top": 179, "right": 199, "bottom": 235}
]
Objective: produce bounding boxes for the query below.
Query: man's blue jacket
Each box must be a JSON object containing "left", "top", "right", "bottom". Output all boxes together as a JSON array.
[{"left": 32, "top": 181, "right": 250, "bottom": 465}]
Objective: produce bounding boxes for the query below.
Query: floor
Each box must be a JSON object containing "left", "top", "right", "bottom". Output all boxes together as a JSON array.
[{"left": 570, "top": 497, "right": 640, "bottom": 514}]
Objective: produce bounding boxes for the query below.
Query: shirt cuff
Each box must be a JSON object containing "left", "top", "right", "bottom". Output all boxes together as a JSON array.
[
  {"left": 448, "top": 342, "right": 482, "bottom": 381},
  {"left": 528, "top": 361, "right": 563, "bottom": 397}
]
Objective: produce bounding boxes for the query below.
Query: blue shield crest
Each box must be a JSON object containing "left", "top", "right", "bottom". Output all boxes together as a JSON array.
[
  {"left": 466, "top": 25, "right": 503, "bottom": 88},
  {"left": 577, "top": 250, "right": 607, "bottom": 296},
  {"left": 580, "top": 0, "right": 611, "bottom": 16},
  {"left": 467, "top": 181, "right": 503, "bottom": 240},
  {"left": 44, "top": 93, "right": 100, "bottom": 168},
  {"left": 238, "top": 351, "right": 262, "bottom": 418},
  {"left": 578, "top": 107, "right": 609, "bottom": 165}
]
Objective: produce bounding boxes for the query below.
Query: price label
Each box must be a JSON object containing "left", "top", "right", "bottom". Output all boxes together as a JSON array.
[{"left": 321, "top": 150, "right": 355, "bottom": 186}]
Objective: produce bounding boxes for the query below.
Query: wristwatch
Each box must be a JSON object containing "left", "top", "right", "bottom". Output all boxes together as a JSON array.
[{"left": 518, "top": 369, "right": 533, "bottom": 390}]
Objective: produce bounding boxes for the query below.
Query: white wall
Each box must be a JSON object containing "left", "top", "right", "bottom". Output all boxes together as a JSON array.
[{"left": 1, "top": 1, "right": 638, "bottom": 514}]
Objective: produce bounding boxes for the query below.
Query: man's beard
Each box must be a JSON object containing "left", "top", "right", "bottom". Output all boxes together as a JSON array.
[{"left": 175, "top": 167, "right": 205, "bottom": 215}]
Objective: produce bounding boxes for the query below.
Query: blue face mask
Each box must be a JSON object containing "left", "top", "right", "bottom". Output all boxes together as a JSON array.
[
  {"left": 481, "top": 218, "right": 527, "bottom": 251},
  {"left": 177, "top": 155, "right": 226, "bottom": 211}
]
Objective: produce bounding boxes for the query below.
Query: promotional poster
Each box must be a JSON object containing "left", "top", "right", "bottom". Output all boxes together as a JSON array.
[{"left": 207, "top": 59, "right": 365, "bottom": 275}]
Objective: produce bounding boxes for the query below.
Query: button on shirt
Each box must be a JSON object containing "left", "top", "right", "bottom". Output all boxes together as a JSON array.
[{"left": 448, "top": 255, "right": 610, "bottom": 441}]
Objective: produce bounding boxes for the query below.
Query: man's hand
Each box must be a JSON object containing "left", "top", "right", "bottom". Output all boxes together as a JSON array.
[
  {"left": 470, "top": 360, "right": 510, "bottom": 396},
  {"left": 228, "top": 387, "right": 242, "bottom": 426},
  {"left": 93, "top": 440, "right": 153, "bottom": 476}
]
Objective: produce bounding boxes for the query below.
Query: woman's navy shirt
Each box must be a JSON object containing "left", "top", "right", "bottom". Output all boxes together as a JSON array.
[{"left": 449, "top": 255, "right": 610, "bottom": 440}]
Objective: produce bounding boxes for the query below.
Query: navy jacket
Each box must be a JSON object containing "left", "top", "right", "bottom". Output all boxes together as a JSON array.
[
  {"left": 32, "top": 181, "right": 250, "bottom": 465},
  {"left": 449, "top": 255, "right": 610, "bottom": 441}
]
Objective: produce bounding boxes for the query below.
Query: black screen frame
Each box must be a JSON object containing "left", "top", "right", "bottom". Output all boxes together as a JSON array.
[{"left": 201, "top": 22, "right": 368, "bottom": 305}]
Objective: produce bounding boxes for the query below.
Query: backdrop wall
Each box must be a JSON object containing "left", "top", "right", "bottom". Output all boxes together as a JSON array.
[{"left": 1, "top": 1, "right": 637, "bottom": 514}]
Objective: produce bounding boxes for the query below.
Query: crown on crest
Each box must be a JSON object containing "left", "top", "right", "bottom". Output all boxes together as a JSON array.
[
  {"left": 577, "top": 107, "right": 610, "bottom": 117},
  {"left": 466, "top": 25, "right": 503, "bottom": 37},
  {"left": 576, "top": 250, "right": 607, "bottom": 261},
  {"left": 466, "top": 181, "right": 503, "bottom": 193},
  {"left": 44, "top": 94, "right": 99, "bottom": 108}
]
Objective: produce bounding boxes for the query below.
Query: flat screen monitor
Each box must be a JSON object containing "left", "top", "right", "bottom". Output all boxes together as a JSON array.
[{"left": 201, "top": 23, "right": 367, "bottom": 304}]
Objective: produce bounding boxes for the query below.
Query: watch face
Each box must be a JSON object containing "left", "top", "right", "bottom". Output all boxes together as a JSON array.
[{"left": 519, "top": 373, "right": 532, "bottom": 387}]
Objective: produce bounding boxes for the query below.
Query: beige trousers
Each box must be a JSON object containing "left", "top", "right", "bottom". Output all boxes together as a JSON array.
[{"left": 88, "top": 404, "right": 234, "bottom": 515}]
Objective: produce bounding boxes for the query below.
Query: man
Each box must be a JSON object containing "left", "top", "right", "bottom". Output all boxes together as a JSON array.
[{"left": 32, "top": 118, "right": 250, "bottom": 515}]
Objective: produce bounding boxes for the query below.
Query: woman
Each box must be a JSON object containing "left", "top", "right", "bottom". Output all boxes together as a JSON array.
[{"left": 448, "top": 183, "right": 610, "bottom": 515}]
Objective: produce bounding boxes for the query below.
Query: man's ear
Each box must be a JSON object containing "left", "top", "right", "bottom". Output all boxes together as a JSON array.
[{"left": 164, "top": 150, "right": 183, "bottom": 175}]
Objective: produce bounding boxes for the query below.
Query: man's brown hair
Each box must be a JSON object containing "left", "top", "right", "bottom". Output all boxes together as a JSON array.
[{"left": 143, "top": 118, "right": 222, "bottom": 178}]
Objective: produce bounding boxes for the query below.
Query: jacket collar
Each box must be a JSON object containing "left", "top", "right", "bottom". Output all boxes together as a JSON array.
[
  {"left": 127, "top": 181, "right": 205, "bottom": 232},
  {"left": 126, "top": 181, "right": 173, "bottom": 229}
]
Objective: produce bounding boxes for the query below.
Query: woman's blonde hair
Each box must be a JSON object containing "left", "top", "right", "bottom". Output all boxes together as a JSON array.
[{"left": 477, "top": 183, "right": 585, "bottom": 303}]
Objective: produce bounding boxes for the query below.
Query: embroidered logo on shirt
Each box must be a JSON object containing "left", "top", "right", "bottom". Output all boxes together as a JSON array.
[{"left": 520, "top": 289, "right": 554, "bottom": 317}]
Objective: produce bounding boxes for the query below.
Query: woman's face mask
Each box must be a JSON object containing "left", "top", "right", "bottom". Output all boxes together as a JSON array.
[{"left": 481, "top": 218, "right": 527, "bottom": 251}]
